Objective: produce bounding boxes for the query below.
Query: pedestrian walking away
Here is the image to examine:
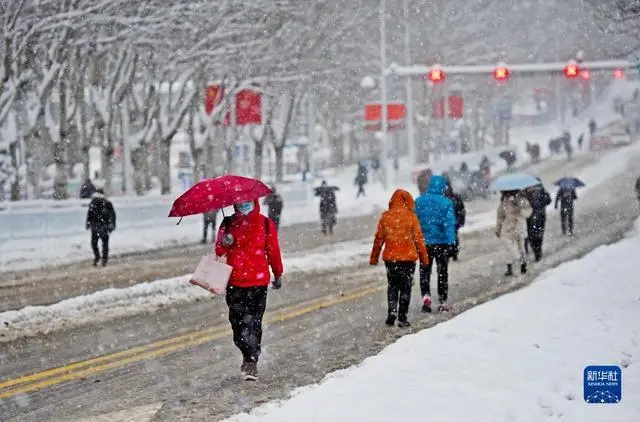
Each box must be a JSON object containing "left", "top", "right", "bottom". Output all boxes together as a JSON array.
[
  {"left": 523, "top": 180, "right": 551, "bottom": 261},
  {"left": 415, "top": 175, "right": 457, "bottom": 313},
  {"left": 355, "top": 162, "right": 368, "bottom": 198},
  {"left": 263, "top": 185, "right": 284, "bottom": 231},
  {"left": 215, "top": 199, "right": 284, "bottom": 381},
  {"left": 555, "top": 186, "right": 577, "bottom": 236},
  {"left": 85, "top": 189, "right": 116, "bottom": 266},
  {"left": 315, "top": 181, "right": 339, "bottom": 235},
  {"left": 443, "top": 178, "right": 466, "bottom": 261},
  {"left": 201, "top": 209, "right": 218, "bottom": 243},
  {"left": 496, "top": 190, "right": 532, "bottom": 276},
  {"left": 370, "top": 190, "right": 429, "bottom": 328}
]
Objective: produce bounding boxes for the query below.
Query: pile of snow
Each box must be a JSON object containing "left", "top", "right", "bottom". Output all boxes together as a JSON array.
[
  {"left": 224, "top": 217, "right": 640, "bottom": 422},
  {"left": 0, "top": 211, "right": 502, "bottom": 342}
]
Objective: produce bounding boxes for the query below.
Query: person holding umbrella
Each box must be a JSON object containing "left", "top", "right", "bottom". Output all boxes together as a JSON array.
[
  {"left": 523, "top": 178, "right": 551, "bottom": 261},
  {"left": 168, "top": 175, "right": 284, "bottom": 382},
  {"left": 554, "top": 177, "right": 584, "bottom": 236},
  {"left": 496, "top": 190, "right": 533, "bottom": 276}
]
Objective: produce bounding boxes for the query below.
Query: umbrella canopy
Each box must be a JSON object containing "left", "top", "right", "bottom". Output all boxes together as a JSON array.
[
  {"left": 168, "top": 175, "right": 272, "bottom": 218},
  {"left": 554, "top": 177, "right": 585, "bottom": 189},
  {"left": 314, "top": 185, "right": 339, "bottom": 195},
  {"left": 489, "top": 172, "right": 540, "bottom": 191},
  {"left": 499, "top": 150, "right": 516, "bottom": 160}
]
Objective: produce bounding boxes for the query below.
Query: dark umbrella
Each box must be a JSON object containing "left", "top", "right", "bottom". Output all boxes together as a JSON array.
[
  {"left": 554, "top": 177, "right": 585, "bottom": 189},
  {"left": 168, "top": 175, "right": 272, "bottom": 223},
  {"left": 499, "top": 150, "right": 516, "bottom": 160}
]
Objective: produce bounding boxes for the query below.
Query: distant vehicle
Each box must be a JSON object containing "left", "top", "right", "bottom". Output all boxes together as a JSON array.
[{"left": 590, "top": 121, "right": 636, "bottom": 150}]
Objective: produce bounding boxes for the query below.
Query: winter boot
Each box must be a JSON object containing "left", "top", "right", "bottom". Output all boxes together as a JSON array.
[
  {"left": 385, "top": 313, "right": 397, "bottom": 326},
  {"left": 244, "top": 362, "right": 258, "bottom": 381},
  {"left": 520, "top": 262, "right": 527, "bottom": 274},
  {"left": 438, "top": 302, "right": 451, "bottom": 313},
  {"left": 504, "top": 264, "right": 513, "bottom": 276},
  {"left": 421, "top": 295, "right": 432, "bottom": 313},
  {"left": 397, "top": 319, "right": 411, "bottom": 328},
  {"left": 240, "top": 359, "right": 249, "bottom": 376},
  {"left": 93, "top": 258, "right": 99, "bottom": 267}
]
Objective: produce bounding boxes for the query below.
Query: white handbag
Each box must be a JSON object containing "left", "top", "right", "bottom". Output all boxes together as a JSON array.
[{"left": 189, "top": 255, "right": 232, "bottom": 295}]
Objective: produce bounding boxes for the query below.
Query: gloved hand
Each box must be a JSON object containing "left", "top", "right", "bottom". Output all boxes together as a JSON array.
[
  {"left": 369, "top": 258, "right": 378, "bottom": 266},
  {"left": 221, "top": 233, "right": 234, "bottom": 247},
  {"left": 272, "top": 277, "right": 282, "bottom": 290}
]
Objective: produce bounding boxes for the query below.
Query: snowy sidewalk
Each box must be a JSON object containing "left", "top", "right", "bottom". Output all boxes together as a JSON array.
[{"left": 225, "top": 218, "right": 640, "bottom": 422}]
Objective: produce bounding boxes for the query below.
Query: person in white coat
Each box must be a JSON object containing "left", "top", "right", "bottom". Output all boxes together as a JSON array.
[{"left": 496, "top": 190, "right": 533, "bottom": 276}]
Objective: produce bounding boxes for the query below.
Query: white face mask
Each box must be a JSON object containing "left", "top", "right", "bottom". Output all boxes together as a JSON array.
[{"left": 235, "top": 201, "right": 254, "bottom": 215}]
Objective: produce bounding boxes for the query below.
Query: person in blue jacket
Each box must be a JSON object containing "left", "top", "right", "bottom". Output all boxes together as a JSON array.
[{"left": 415, "top": 174, "right": 457, "bottom": 313}]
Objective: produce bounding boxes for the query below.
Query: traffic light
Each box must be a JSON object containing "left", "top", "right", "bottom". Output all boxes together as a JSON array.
[
  {"left": 564, "top": 63, "right": 579, "bottom": 78},
  {"left": 579, "top": 69, "right": 590, "bottom": 80},
  {"left": 613, "top": 68, "right": 625, "bottom": 79},
  {"left": 493, "top": 66, "right": 510, "bottom": 81},
  {"left": 427, "top": 67, "right": 445, "bottom": 83}
]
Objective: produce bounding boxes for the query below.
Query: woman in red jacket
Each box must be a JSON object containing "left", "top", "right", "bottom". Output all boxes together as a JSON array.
[{"left": 215, "top": 199, "right": 284, "bottom": 381}]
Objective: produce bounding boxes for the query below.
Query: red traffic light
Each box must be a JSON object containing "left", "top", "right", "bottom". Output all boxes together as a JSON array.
[
  {"left": 427, "top": 68, "right": 445, "bottom": 83},
  {"left": 580, "top": 70, "right": 590, "bottom": 80},
  {"left": 564, "top": 64, "right": 579, "bottom": 78},
  {"left": 494, "top": 67, "right": 510, "bottom": 80},
  {"left": 613, "top": 68, "right": 625, "bottom": 79}
]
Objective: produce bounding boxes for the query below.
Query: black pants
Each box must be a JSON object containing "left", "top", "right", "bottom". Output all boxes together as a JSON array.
[
  {"left": 202, "top": 219, "right": 216, "bottom": 241},
  {"left": 356, "top": 184, "right": 366, "bottom": 198},
  {"left": 91, "top": 231, "right": 109, "bottom": 264},
  {"left": 560, "top": 207, "right": 574, "bottom": 235},
  {"left": 320, "top": 212, "right": 336, "bottom": 235},
  {"left": 225, "top": 285, "right": 268, "bottom": 363},
  {"left": 384, "top": 261, "right": 415, "bottom": 321},
  {"left": 420, "top": 244, "right": 449, "bottom": 303},
  {"left": 525, "top": 214, "right": 546, "bottom": 260}
]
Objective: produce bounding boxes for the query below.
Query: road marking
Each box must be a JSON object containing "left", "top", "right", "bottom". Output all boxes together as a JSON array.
[
  {"left": 66, "top": 402, "right": 163, "bottom": 422},
  {"left": 0, "top": 282, "right": 383, "bottom": 400}
]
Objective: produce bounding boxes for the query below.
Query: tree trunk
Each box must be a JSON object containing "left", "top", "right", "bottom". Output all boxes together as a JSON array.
[
  {"left": 274, "top": 144, "right": 284, "bottom": 182},
  {"left": 131, "top": 144, "right": 149, "bottom": 195},
  {"left": 102, "top": 143, "right": 114, "bottom": 194},
  {"left": 253, "top": 141, "right": 264, "bottom": 179},
  {"left": 53, "top": 78, "right": 69, "bottom": 200},
  {"left": 158, "top": 139, "right": 171, "bottom": 194},
  {"left": 9, "top": 141, "right": 20, "bottom": 200}
]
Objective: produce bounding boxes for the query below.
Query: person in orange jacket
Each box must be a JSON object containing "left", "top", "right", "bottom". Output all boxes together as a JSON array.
[{"left": 370, "top": 189, "right": 430, "bottom": 327}]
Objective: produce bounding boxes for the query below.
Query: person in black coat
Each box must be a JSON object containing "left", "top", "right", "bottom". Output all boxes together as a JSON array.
[
  {"left": 263, "top": 186, "right": 284, "bottom": 231},
  {"left": 635, "top": 176, "right": 640, "bottom": 206},
  {"left": 523, "top": 181, "right": 552, "bottom": 261},
  {"left": 79, "top": 179, "right": 97, "bottom": 199},
  {"left": 202, "top": 209, "right": 218, "bottom": 244},
  {"left": 85, "top": 189, "right": 116, "bottom": 266},
  {"left": 443, "top": 179, "right": 466, "bottom": 261},
  {"left": 315, "top": 181, "right": 339, "bottom": 235},
  {"left": 355, "top": 163, "right": 368, "bottom": 198},
  {"left": 555, "top": 187, "right": 577, "bottom": 236}
]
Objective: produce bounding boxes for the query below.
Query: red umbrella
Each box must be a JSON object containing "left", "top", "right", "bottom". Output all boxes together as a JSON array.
[{"left": 168, "top": 175, "right": 272, "bottom": 219}]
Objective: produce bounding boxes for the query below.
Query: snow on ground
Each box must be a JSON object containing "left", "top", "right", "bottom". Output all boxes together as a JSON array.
[
  {"left": 0, "top": 208, "right": 500, "bottom": 343},
  {"left": 224, "top": 217, "right": 640, "bottom": 422}
]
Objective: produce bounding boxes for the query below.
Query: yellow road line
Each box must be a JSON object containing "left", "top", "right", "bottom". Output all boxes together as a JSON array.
[{"left": 0, "top": 283, "right": 383, "bottom": 399}]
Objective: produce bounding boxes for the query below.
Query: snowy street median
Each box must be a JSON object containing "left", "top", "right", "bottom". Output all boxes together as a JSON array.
[{"left": 224, "top": 218, "right": 640, "bottom": 422}]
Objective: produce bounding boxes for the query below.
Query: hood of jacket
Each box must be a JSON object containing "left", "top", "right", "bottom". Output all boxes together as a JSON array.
[
  {"left": 388, "top": 189, "right": 415, "bottom": 211},
  {"left": 427, "top": 175, "right": 447, "bottom": 195}
]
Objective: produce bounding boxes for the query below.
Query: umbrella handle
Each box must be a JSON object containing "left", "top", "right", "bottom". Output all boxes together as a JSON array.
[{"left": 176, "top": 217, "right": 183, "bottom": 225}]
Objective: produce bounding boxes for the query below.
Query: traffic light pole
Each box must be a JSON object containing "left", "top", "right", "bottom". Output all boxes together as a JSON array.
[
  {"left": 403, "top": 0, "right": 416, "bottom": 167},
  {"left": 379, "top": 0, "right": 389, "bottom": 191}
]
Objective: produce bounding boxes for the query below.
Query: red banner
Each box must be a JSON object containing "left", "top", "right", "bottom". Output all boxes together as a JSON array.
[
  {"left": 431, "top": 95, "right": 464, "bottom": 119},
  {"left": 222, "top": 89, "right": 262, "bottom": 125},
  {"left": 205, "top": 85, "right": 224, "bottom": 115},
  {"left": 364, "top": 103, "right": 406, "bottom": 121}
]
